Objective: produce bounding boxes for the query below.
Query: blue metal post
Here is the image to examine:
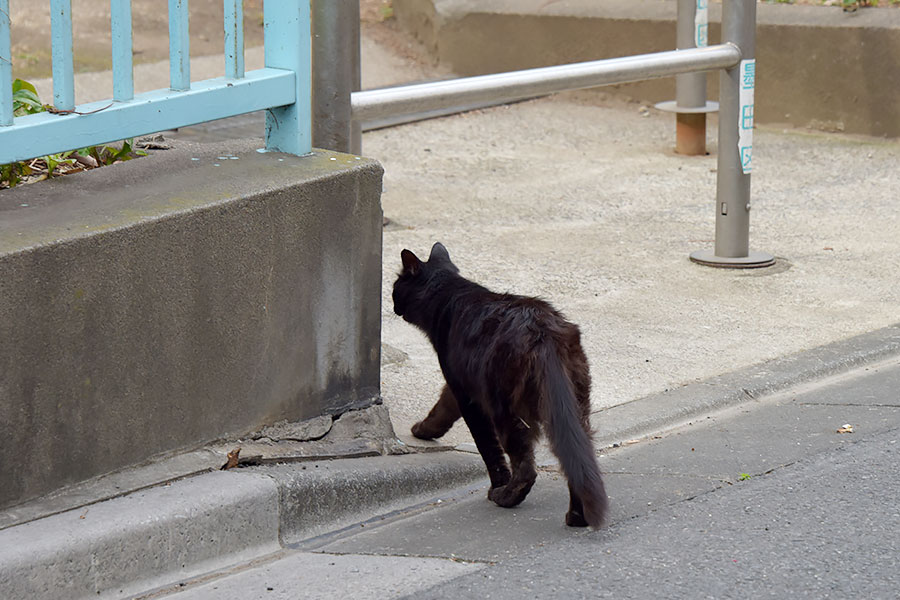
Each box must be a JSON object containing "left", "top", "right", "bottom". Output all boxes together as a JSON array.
[
  {"left": 111, "top": 0, "right": 134, "bottom": 101},
  {"left": 224, "top": 0, "right": 244, "bottom": 79},
  {"left": 50, "top": 0, "right": 75, "bottom": 110},
  {"left": 263, "top": 1, "right": 312, "bottom": 155},
  {"left": 169, "top": 0, "right": 190, "bottom": 91},
  {"left": 0, "top": 0, "right": 12, "bottom": 126}
]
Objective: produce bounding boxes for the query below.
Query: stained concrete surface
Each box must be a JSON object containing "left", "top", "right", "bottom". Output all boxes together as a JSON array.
[{"left": 0, "top": 144, "right": 384, "bottom": 510}]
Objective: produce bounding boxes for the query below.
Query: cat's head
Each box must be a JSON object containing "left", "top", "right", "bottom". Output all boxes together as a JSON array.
[{"left": 392, "top": 242, "right": 459, "bottom": 322}]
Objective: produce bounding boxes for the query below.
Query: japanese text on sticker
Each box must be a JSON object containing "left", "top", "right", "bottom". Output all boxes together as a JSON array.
[
  {"left": 695, "top": 0, "right": 709, "bottom": 48},
  {"left": 738, "top": 59, "right": 755, "bottom": 174}
]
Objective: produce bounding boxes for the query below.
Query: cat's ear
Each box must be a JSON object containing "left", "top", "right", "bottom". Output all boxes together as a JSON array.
[
  {"left": 429, "top": 242, "right": 450, "bottom": 263},
  {"left": 401, "top": 249, "right": 423, "bottom": 275}
]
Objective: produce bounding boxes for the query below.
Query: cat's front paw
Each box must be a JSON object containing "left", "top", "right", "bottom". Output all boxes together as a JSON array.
[
  {"left": 411, "top": 420, "right": 444, "bottom": 440},
  {"left": 488, "top": 479, "right": 534, "bottom": 508},
  {"left": 487, "top": 485, "right": 508, "bottom": 504}
]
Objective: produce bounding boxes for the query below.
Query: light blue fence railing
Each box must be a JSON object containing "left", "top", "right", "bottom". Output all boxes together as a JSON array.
[{"left": 0, "top": 0, "right": 312, "bottom": 165}]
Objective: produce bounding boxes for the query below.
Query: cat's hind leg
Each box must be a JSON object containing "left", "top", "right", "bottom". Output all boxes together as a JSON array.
[
  {"left": 565, "top": 481, "right": 589, "bottom": 527},
  {"left": 411, "top": 384, "right": 461, "bottom": 440},
  {"left": 488, "top": 418, "right": 538, "bottom": 508},
  {"left": 454, "top": 391, "right": 511, "bottom": 491}
]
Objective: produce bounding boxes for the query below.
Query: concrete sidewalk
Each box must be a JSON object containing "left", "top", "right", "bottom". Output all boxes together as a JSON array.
[
  {"left": 374, "top": 91, "right": 900, "bottom": 449},
  {"left": 2, "top": 9, "right": 900, "bottom": 600}
]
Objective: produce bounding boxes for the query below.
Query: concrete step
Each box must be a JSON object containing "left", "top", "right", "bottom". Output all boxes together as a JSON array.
[{"left": 393, "top": 0, "right": 900, "bottom": 137}]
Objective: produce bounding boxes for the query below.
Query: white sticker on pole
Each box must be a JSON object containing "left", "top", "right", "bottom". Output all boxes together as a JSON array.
[
  {"left": 695, "top": 0, "right": 709, "bottom": 47},
  {"left": 738, "top": 59, "right": 755, "bottom": 174}
]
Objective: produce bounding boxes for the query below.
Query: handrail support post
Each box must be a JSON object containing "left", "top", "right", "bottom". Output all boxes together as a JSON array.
[
  {"left": 690, "top": 0, "right": 774, "bottom": 268},
  {"left": 311, "top": 0, "right": 361, "bottom": 154},
  {"left": 656, "top": 0, "right": 717, "bottom": 156}
]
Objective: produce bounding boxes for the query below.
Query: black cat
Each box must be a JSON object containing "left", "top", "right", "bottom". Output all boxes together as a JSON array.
[{"left": 392, "top": 243, "right": 608, "bottom": 528}]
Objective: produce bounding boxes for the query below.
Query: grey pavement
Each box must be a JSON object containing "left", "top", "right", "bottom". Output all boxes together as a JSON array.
[
  {"left": 140, "top": 356, "right": 900, "bottom": 599},
  {"left": 4, "top": 9, "right": 900, "bottom": 600}
]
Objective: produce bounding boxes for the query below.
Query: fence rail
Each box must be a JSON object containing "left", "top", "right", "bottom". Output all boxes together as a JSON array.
[{"left": 0, "top": 0, "right": 312, "bottom": 165}]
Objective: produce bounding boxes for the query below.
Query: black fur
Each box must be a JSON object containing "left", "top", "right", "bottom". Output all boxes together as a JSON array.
[{"left": 393, "top": 243, "right": 608, "bottom": 528}]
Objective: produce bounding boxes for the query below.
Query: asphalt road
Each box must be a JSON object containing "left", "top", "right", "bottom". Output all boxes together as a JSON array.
[
  {"left": 154, "top": 357, "right": 899, "bottom": 599},
  {"left": 411, "top": 412, "right": 900, "bottom": 600}
]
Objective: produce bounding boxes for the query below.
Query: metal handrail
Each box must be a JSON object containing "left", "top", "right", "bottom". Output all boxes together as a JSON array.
[{"left": 352, "top": 44, "right": 740, "bottom": 123}]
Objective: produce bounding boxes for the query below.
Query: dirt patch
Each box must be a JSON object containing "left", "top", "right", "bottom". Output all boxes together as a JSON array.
[{"left": 361, "top": 0, "right": 396, "bottom": 23}]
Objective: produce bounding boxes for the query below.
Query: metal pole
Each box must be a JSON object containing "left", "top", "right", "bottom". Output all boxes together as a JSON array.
[
  {"left": 676, "top": 0, "right": 707, "bottom": 109},
  {"left": 352, "top": 44, "right": 740, "bottom": 123},
  {"left": 690, "top": 0, "right": 774, "bottom": 268},
  {"left": 656, "top": 0, "right": 717, "bottom": 155},
  {"left": 312, "top": 0, "right": 361, "bottom": 154},
  {"left": 349, "top": 5, "right": 362, "bottom": 155}
]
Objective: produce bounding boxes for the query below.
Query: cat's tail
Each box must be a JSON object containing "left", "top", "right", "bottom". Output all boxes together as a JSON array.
[{"left": 540, "top": 345, "right": 608, "bottom": 529}]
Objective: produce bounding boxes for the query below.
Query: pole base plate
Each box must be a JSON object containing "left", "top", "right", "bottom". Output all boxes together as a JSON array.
[
  {"left": 689, "top": 250, "right": 776, "bottom": 269},
  {"left": 654, "top": 100, "right": 719, "bottom": 114}
]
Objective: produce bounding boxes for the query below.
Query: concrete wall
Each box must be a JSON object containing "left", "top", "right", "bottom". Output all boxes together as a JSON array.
[
  {"left": 395, "top": 0, "right": 900, "bottom": 138},
  {"left": 0, "top": 140, "right": 384, "bottom": 511}
]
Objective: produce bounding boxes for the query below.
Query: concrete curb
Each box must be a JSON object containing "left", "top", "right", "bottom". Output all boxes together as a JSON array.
[
  {"left": 0, "top": 471, "right": 282, "bottom": 600},
  {"left": 592, "top": 323, "right": 900, "bottom": 448},
  {"left": 0, "top": 453, "right": 486, "bottom": 600}
]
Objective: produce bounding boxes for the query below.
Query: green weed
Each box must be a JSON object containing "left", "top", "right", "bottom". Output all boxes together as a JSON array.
[{"left": 2, "top": 79, "right": 146, "bottom": 189}]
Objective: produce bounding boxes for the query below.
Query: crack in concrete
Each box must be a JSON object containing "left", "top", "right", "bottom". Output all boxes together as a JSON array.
[
  {"left": 603, "top": 471, "right": 733, "bottom": 482},
  {"left": 795, "top": 402, "right": 900, "bottom": 408},
  {"left": 311, "top": 549, "right": 496, "bottom": 566}
]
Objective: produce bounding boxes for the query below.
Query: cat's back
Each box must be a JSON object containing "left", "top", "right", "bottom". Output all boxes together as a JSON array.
[{"left": 453, "top": 288, "right": 578, "bottom": 346}]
